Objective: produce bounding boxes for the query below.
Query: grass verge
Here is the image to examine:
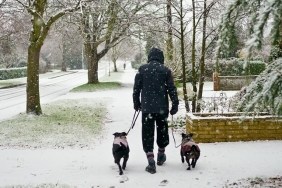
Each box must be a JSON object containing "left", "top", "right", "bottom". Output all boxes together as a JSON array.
[
  {"left": 71, "top": 82, "right": 122, "bottom": 92},
  {"left": 71, "top": 70, "right": 124, "bottom": 92},
  {"left": 0, "top": 99, "right": 106, "bottom": 149},
  {"left": 0, "top": 81, "right": 24, "bottom": 89}
]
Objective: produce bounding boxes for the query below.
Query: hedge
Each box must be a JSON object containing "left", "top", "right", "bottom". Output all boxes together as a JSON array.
[
  {"left": 0, "top": 67, "right": 27, "bottom": 80},
  {"left": 205, "top": 58, "right": 266, "bottom": 79}
]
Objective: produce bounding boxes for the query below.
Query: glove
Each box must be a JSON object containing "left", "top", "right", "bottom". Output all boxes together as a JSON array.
[
  {"left": 170, "top": 105, "right": 178, "bottom": 115},
  {"left": 134, "top": 104, "right": 141, "bottom": 111}
]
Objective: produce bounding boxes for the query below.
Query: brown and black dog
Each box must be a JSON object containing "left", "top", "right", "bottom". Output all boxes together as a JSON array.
[
  {"left": 180, "top": 133, "right": 200, "bottom": 170},
  {"left": 112, "top": 132, "right": 130, "bottom": 175}
]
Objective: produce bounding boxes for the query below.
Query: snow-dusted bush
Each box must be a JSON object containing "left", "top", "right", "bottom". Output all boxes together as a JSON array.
[
  {"left": 237, "top": 58, "right": 282, "bottom": 116},
  {"left": 204, "top": 59, "right": 266, "bottom": 80},
  {"left": 216, "top": 0, "right": 282, "bottom": 58},
  {"left": 0, "top": 67, "right": 27, "bottom": 80}
]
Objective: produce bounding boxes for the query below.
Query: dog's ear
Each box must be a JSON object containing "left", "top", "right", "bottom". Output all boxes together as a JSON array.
[
  {"left": 121, "top": 132, "right": 127, "bottom": 136},
  {"left": 113, "top": 132, "right": 119, "bottom": 137},
  {"left": 181, "top": 133, "right": 186, "bottom": 138}
]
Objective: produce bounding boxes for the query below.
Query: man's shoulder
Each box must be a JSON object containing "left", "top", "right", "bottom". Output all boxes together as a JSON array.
[
  {"left": 158, "top": 63, "right": 171, "bottom": 73},
  {"left": 139, "top": 62, "right": 171, "bottom": 72},
  {"left": 138, "top": 63, "right": 149, "bottom": 71}
]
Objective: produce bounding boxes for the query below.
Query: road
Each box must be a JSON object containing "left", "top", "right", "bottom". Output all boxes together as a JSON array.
[{"left": 0, "top": 60, "right": 124, "bottom": 122}]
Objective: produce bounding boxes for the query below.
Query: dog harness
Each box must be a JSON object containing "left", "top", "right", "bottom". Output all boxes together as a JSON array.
[
  {"left": 181, "top": 141, "right": 200, "bottom": 153},
  {"left": 113, "top": 136, "right": 128, "bottom": 147}
]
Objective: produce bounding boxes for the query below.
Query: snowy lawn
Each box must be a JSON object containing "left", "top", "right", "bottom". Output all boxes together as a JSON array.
[
  {"left": 0, "top": 99, "right": 106, "bottom": 149},
  {"left": 0, "top": 67, "right": 282, "bottom": 188},
  {"left": 71, "top": 70, "right": 124, "bottom": 92},
  {"left": 71, "top": 82, "right": 122, "bottom": 92}
]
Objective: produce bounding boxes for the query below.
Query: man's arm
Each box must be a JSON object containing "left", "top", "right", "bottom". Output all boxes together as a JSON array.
[
  {"left": 166, "top": 70, "right": 179, "bottom": 114},
  {"left": 133, "top": 71, "right": 142, "bottom": 111}
]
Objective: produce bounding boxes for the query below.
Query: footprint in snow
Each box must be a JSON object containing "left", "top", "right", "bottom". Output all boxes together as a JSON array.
[
  {"left": 120, "top": 175, "right": 129, "bottom": 183},
  {"left": 159, "top": 179, "right": 168, "bottom": 186}
]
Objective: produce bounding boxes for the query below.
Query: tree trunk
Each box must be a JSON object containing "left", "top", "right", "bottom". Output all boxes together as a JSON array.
[
  {"left": 88, "top": 56, "right": 99, "bottom": 84},
  {"left": 62, "top": 33, "right": 67, "bottom": 72},
  {"left": 113, "top": 60, "right": 118, "bottom": 72},
  {"left": 191, "top": 0, "right": 197, "bottom": 112},
  {"left": 166, "top": 0, "right": 173, "bottom": 63},
  {"left": 85, "top": 43, "right": 99, "bottom": 84},
  {"left": 197, "top": 0, "right": 207, "bottom": 112},
  {"left": 180, "top": 0, "right": 190, "bottom": 112},
  {"left": 26, "top": 45, "right": 42, "bottom": 115}
]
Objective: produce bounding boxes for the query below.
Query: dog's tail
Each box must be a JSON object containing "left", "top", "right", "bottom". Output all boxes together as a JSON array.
[
  {"left": 192, "top": 144, "right": 200, "bottom": 152},
  {"left": 191, "top": 145, "right": 197, "bottom": 151},
  {"left": 191, "top": 145, "right": 200, "bottom": 158},
  {"left": 120, "top": 142, "right": 128, "bottom": 149}
]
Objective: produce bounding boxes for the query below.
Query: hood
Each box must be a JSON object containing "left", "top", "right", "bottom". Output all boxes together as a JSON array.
[{"left": 147, "top": 47, "right": 164, "bottom": 64}]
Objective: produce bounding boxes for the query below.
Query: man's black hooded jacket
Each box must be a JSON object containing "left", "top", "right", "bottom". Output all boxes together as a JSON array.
[{"left": 133, "top": 48, "right": 179, "bottom": 114}]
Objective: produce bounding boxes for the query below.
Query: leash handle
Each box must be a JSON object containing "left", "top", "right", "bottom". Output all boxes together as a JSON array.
[{"left": 127, "top": 110, "right": 140, "bottom": 135}]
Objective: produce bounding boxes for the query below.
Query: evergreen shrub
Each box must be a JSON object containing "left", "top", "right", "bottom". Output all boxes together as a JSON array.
[
  {"left": 205, "top": 58, "right": 266, "bottom": 79},
  {"left": 0, "top": 67, "right": 27, "bottom": 80}
]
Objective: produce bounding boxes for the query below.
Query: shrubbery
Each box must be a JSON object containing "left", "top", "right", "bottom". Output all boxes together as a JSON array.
[
  {"left": 236, "top": 58, "right": 282, "bottom": 116},
  {"left": 131, "top": 53, "right": 145, "bottom": 69},
  {"left": 66, "top": 56, "right": 83, "bottom": 70},
  {"left": 0, "top": 67, "right": 27, "bottom": 80},
  {"left": 205, "top": 58, "right": 266, "bottom": 79}
]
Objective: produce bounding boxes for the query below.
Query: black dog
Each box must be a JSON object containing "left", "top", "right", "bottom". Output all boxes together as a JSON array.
[
  {"left": 112, "top": 132, "right": 130, "bottom": 175},
  {"left": 180, "top": 133, "right": 200, "bottom": 170}
]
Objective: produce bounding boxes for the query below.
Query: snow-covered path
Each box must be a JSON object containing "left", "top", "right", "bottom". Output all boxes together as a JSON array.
[{"left": 0, "top": 66, "right": 282, "bottom": 188}]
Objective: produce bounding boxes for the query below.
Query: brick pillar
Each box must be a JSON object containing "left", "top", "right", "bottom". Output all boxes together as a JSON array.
[{"left": 213, "top": 72, "right": 220, "bottom": 91}]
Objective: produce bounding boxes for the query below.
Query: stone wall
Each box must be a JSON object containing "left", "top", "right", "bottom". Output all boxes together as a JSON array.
[
  {"left": 213, "top": 74, "right": 257, "bottom": 91},
  {"left": 186, "top": 113, "right": 282, "bottom": 143}
]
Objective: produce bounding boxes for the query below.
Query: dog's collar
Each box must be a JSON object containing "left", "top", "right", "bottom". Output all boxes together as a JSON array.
[{"left": 181, "top": 138, "right": 196, "bottom": 146}]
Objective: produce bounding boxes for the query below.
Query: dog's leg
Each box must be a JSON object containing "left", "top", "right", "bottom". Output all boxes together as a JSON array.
[
  {"left": 191, "top": 147, "right": 200, "bottom": 168},
  {"left": 117, "top": 163, "right": 123, "bottom": 175},
  {"left": 191, "top": 158, "right": 196, "bottom": 168},
  {"left": 181, "top": 151, "right": 185, "bottom": 163},
  {"left": 115, "top": 159, "right": 123, "bottom": 175},
  {"left": 122, "top": 154, "right": 129, "bottom": 170},
  {"left": 186, "top": 156, "right": 191, "bottom": 170}
]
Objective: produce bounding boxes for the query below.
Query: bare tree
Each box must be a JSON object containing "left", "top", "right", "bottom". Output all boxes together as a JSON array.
[
  {"left": 178, "top": 0, "right": 190, "bottom": 112},
  {"left": 0, "top": 2, "right": 29, "bottom": 68},
  {"left": 166, "top": 0, "right": 173, "bottom": 64},
  {"left": 196, "top": 0, "right": 219, "bottom": 112},
  {"left": 13, "top": 0, "right": 81, "bottom": 115},
  {"left": 106, "top": 39, "right": 134, "bottom": 72},
  {"left": 79, "top": 0, "right": 151, "bottom": 84},
  {"left": 191, "top": 0, "right": 197, "bottom": 112}
]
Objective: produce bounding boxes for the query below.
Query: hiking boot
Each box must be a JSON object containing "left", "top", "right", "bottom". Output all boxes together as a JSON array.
[
  {"left": 145, "top": 163, "right": 156, "bottom": 174},
  {"left": 145, "top": 159, "right": 156, "bottom": 174},
  {"left": 157, "top": 153, "right": 166, "bottom": 166}
]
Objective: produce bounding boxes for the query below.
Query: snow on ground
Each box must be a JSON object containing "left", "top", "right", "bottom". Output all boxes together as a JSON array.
[{"left": 0, "top": 64, "right": 282, "bottom": 188}]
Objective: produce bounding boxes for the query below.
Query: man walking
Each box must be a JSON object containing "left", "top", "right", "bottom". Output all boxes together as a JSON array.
[{"left": 133, "top": 47, "right": 179, "bottom": 174}]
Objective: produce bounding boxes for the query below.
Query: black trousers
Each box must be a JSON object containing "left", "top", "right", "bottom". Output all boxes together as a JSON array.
[{"left": 142, "top": 113, "right": 169, "bottom": 153}]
